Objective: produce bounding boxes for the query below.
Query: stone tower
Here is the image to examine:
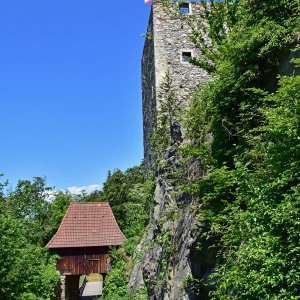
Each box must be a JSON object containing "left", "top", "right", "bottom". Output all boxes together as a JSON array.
[
  {"left": 128, "top": 2, "right": 212, "bottom": 299},
  {"left": 142, "top": 0, "right": 208, "bottom": 169}
]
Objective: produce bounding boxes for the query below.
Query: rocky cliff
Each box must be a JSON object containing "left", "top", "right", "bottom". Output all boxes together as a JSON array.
[{"left": 128, "top": 2, "right": 213, "bottom": 299}]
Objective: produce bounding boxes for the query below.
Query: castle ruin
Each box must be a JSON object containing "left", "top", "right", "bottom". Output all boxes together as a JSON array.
[{"left": 142, "top": 0, "right": 208, "bottom": 169}]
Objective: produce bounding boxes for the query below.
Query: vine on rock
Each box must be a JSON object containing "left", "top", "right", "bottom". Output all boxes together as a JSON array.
[{"left": 181, "top": 0, "right": 300, "bottom": 299}]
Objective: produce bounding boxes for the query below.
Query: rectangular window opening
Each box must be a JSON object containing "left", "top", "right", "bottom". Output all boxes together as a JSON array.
[
  {"left": 182, "top": 51, "right": 192, "bottom": 63},
  {"left": 179, "top": 3, "right": 190, "bottom": 14}
]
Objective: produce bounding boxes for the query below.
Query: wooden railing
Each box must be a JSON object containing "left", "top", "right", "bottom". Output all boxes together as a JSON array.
[{"left": 78, "top": 276, "right": 87, "bottom": 297}]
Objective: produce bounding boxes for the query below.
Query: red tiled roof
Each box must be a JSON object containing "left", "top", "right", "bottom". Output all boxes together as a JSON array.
[{"left": 46, "top": 202, "right": 126, "bottom": 249}]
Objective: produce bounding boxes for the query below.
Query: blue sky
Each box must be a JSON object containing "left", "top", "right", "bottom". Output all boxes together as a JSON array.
[{"left": 0, "top": 0, "right": 151, "bottom": 192}]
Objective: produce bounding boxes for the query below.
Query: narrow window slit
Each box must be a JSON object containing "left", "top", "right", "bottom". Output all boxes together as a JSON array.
[
  {"left": 182, "top": 51, "right": 192, "bottom": 63},
  {"left": 179, "top": 3, "right": 190, "bottom": 14}
]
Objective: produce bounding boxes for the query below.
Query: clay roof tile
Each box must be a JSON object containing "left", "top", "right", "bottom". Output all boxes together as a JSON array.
[{"left": 46, "top": 202, "right": 126, "bottom": 249}]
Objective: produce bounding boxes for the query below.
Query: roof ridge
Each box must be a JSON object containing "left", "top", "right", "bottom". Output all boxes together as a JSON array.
[{"left": 71, "top": 202, "right": 109, "bottom": 205}]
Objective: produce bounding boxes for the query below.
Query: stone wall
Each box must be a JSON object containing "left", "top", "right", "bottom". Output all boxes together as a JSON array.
[
  {"left": 60, "top": 275, "right": 80, "bottom": 300},
  {"left": 142, "top": 1, "right": 208, "bottom": 169},
  {"left": 142, "top": 8, "right": 156, "bottom": 170}
]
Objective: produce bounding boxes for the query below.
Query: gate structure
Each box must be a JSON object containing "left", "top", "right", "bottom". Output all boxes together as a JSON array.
[{"left": 46, "top": 202, "right": 126, "bottom": 300}]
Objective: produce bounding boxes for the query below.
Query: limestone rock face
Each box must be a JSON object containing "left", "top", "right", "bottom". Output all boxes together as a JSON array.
[
  {"left": 129, "top": 172, "right": 198, "bottom": 299},
  {"left": 128, "top": 153, "right": 216, "bottom": 299},
  {"left": 129, "top": 139, "right": 209, "bottom": 298}
]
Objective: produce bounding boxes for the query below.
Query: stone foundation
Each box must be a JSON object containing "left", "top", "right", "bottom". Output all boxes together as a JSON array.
[{"left": 60, "top": 275, "right": 80, "bottom": 300}]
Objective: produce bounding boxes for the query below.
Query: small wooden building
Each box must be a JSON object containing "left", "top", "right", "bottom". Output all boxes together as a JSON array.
[{"left": 46, "top": 202, "right": 126, "bottom": 276}]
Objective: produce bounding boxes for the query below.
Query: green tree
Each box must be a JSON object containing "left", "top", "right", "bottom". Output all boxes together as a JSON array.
[
  {"left": 99, "top": 165, "right": 153, "bottom": 238},
  {"left": 209, "top": 72, "right": 300, "bottom": 300},
  {"left": 6, "top": 177, "right": 51, "bottom": 244},
  {"left": 0, "top": 208, "right": 59, "bottom": 300},
  {"left": 46, "top": 191, "right": 73, "bottom": 242},
  {"left": 99, "top": 165, "right": 154, "bottom": 300}
]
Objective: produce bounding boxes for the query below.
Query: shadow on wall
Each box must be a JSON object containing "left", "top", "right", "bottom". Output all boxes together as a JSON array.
[
  {"left": 266, "top": 42, "right": 300, "bottom": 92},
  {"left": 185, "top": 223, "right": 220, "bottom": 300}
]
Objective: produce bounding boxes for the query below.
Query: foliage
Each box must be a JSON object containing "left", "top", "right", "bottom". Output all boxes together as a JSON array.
[
  {"left": 0, "top": 177, "right": 73, "bottom": 299},
  {"left": 46, "top": 191, "right": 72, "bottom": 240},
  {"left": 101, "top": 253, "right": 148, "bottom": 300},
  {"left": 6, "top": 177, "right": 52, "bottom": 245},
  {"left": 99, "top": 165, "right": 154, "bottom": 300},
  {"left": 182, "top": 0, "right": 300, "bottom": 298},
  {"left": 207, "top": 73, "right": 300, "bottom": 300},
  {"left": 100, "top": 165, "right": 155, "bottom": 238},
  {"left": 0, "top": 205, "right": 59, "bottom": 300},
  {"left": 151, "top": 71, "right": 180, "bottom": 164},
  {"left": 102, "top": 261, "right": 129, "bottom": 299}
]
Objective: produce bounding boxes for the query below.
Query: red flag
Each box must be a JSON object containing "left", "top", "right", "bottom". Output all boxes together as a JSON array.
[{"left": 144, "top": 0, "right": 152, "bottom": 4}]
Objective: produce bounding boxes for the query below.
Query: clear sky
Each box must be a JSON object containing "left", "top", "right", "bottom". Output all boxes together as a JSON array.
[{"left": 0, "top": 0, "right": 151, "bottom": 192}]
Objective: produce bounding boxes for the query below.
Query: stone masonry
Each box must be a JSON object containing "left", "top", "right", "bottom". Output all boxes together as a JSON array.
[
  {"left": 142, "top": 0, "right": 208, "bottom": 169},
  {"left": 60, "top": 275, "right": 80, "bottom": 300}
]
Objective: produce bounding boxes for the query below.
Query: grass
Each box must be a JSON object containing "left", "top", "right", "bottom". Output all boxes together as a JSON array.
[
  {"left": 80, "top": 273, "right": 103, "bottom": 284},
  {"left": 86, "top": 273, "right": 103, "bottom": 282}
]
